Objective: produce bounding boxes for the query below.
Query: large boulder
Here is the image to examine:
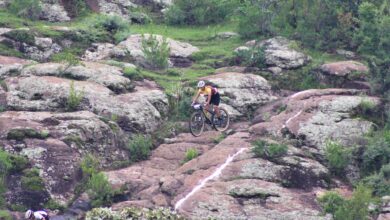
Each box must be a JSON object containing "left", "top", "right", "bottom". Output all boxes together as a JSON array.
[
  {"left": 0, "top": 111, "right": 128, "bottom": 204},
  {"left": 250, "top": 89, "right": 380, "bottom": 152},
  {"left": 200, "top": 72, "right": 277, "bottom": 118},
  {"left": 316, "top": 61, "right": 370, "bottom": 89},
  {"left": 0, "top": 55, "right": 33, "bottom": 79},
  {"left": 40, "top": 1, "right": 71, "bottom": 22},
  {"left": 83, "top": 34, "right": 199, "bottom": 68},
  {"left": 21, "top": 62, "right": 134, "bottom": 93},
  {"left": 235, "top": 36, "right": 311, "bottom": 69},
  {"left": 2, "top": 76, "right": 168, "bottom": 133}
]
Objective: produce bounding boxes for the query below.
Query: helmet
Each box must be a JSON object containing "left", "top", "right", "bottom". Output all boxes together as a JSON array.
[
  {"left": 25, "top": 210, "right": 33, "bottom": 219},
  {"left": 197, "top": 80, "right": 205, "bottom": 88}
]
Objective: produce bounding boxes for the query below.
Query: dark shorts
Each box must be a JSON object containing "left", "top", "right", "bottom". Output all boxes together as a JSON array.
[{"left": 210, "top": 93, "right": 220, "bottom": 106}]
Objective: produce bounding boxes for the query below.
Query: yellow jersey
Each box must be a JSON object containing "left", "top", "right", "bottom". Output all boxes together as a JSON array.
[{"left": 198, "top": 86, "right": 218, "bottom": 96}]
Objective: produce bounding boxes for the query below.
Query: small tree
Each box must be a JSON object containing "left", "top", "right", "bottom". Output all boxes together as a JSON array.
[
  {"left": 67, "top": 81, "right": 84, "bottom": 111},
  {"left": 141, "top": 35, "right": 170, "bottom": 70}
]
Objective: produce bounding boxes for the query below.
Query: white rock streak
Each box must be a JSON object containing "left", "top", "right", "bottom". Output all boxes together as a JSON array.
[{"left": 174, "top": 148, "right": 247, "bottom": 210}]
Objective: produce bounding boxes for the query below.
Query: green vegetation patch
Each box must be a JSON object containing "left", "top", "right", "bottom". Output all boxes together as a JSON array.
[
  {"left": 184, "top": 148, "right": 199, "bottom": 163},
  {"left": 251, "top": 140, "right": 288, "bottom": 159},
  {"left": 325, "top": 141, "right": 352, "bottom": 176},
  {"left": 127, "top": 134, "right": 153, "bottom": 162},
  {"left": 21, "top": 168, "right": 45, "bottom": 192},
  {"left": 7, "top": 128, "right": 49, "bottom": 141}
]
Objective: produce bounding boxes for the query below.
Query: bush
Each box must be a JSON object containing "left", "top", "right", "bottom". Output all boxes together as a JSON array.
[
  {"left": 325, "top": 141, "right": 351, "bottom": 175},
  {"left": 184, "top": 148, "right": 198, "bottom": 162},
  {"left": 165, "top": 0, "right": 236, "bottom": 25},
  {"left": 87, "top": 172, "right": 114, "bottom": 207},
  {"left": 8, "top": 0, "right": 42, "bottom": 20},
  {"left": 67, "top": 81, "right": 84, "bottom": 111},
  {"left": 0, "top": 210, "right": 12, "bottom": 220},
  {"left": 362, "top": 133, "right": 390, "bottom": 174},
  {"left": 141, "top": 35, "right": 170, "bottom": 70},
  {"left": 234, "top": 46, "right": 266, "bottom": 68},
  {"left": 80, "top": 154, "right": 99, "bottom": 178},
  {"left": 51, "top": 51, "right": 80, "bottom": 71},
  {"left": 333, "top": 184, "right": 373, "bottom": 220},
  {"left": 21, "top": 168, "right": 45, "bottom": 192},
  {"left": 237, "top": 1, "right": 276, "bottom": 38},
  {"left": 167, "top": 83, "right": 193, "bottom": 121},
  {"left": 318, "top": 191, "right": 345, "bottom": 215},
  {"left": 62, "top": 0, "right": 88, "bottom": 17},
  {"left": 123, "top": 67, "right": 142, "bottom": 81},
  {"left": 252, "top": 140, "right": 288, "bottom": 159},
  {"left": 127, "top": 135, "right": 153, "bottom": 162},
  {"left": 3, "top": 29, "right": 35, "bottom": 45}
]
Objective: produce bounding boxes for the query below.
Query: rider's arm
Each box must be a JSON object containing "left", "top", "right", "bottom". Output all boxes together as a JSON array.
[{"left": 192, "top": 90, "right": 200, "bottom": 103}]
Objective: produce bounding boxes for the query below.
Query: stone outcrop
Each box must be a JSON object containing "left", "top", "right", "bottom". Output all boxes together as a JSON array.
[
  {"left": 0, "top": 111, "right": 128, "bottom": 204},
  {"left": 83, "top": 34, "right": 199, "bottom": 68},
  {"left": 200, "top": 72, "right": 277, "bottom": 118},
  {"left": 0, "top": 55, "right": 33, "bottom": 79},
  {"left": 316, "top": 61, "right": 370, "bottom": 89},
  {"left": 21, "top": 62, "right": 134, "bottom": 93},
  {"left": 250, "top": 89, "right": 380, "bottom": 152},
  {"left": 40, "top": 1, "right": 71, "bottom": 22},
  {"left": 2, "top": 76, "right": 168, "bottom": 133},
  {"left": 235, "top": 36, "right": 311, "bottom": 69},
  {"left": 105, "top": 126, "right": 331, "bottom": 220}
]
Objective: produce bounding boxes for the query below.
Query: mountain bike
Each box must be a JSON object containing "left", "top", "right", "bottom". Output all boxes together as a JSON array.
[{"left": 189, "top": 103, "right": 230, "bottom": 137}]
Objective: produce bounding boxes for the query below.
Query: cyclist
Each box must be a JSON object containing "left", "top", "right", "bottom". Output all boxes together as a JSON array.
[
  {"left": 25, "top": 209, "right": 49, "bottom": 220},
  {"left": 192, "top": 80, "right": 221, "bottom": 121}
]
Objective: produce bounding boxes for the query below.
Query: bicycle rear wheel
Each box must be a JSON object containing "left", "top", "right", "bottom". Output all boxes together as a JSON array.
[
  {"left": 213, "top": 108, "right": 230, "bottom": 132},
  {"left": 189, "top": 111, "right": 205, "bottom": 137}
]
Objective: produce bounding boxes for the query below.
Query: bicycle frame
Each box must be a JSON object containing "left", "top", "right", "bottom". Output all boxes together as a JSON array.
[{"left": 192, "top": 104, "right": 215, "bottom": 125}]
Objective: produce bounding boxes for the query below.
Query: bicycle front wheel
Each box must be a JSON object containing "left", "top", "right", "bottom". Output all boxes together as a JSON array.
[
  {"left": 214, "top": 108, "right": 230, "bottom": 132},
  {"left": 189, "top": 111, "right": 205, "bottom": 137}
]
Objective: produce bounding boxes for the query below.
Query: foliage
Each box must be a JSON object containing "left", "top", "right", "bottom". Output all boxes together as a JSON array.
[
  {"left": 369, "top": 58, "right": 390, "bottom": 100},
  {"left": 184, "top": 148, "right": 198, "bottom": 162},
  {"left": 45, "top": 199, "right": 65, "bottom": 211},
  {"left": 21, "top": 168, "right": 45, "bottom": 192},
  {"left": 86, "top": 206, "right": 184, "bottom": 220},
  {"left": 213, "top": 133, "right": 226, "bottom": 144},
  {"left": 234, "top": 46, "right": 266, "bottom": 68},
  {"left": 333, "top": 184, "right": 373, "bottom": 220},
  {"left": 7, "top": 128, "right": 49, "bottom": 141},
  {"left": 123, "top": 67, "right": 143, "bottom": 81},
  {"left": 167, "top": 81, "right": 193, "bottom": 121},
  {"left": 67, "top": 81, "right": 84, "bottom": 111},
  {"left": 362, "top": 131, "right": 390, "bottom": 174},
  {"left": 325, "top": 141, "right": 352, "bottom": 175},
  {"left": 141, "top": 35, "right": 170, "bottom": 70},
  {"left": 165, "top": 0, "right": 237, "bottom": 25},
  {"left": 127, "top": 135, "right": 153, "bottom": 162},
  {"left": 0, "top": 210, "right": 12, "bottom": 220},
  {"left": 237, "top": 0, "right": 277, "bottom": 38},
  {"left": 151, "top": 122, "right": 184, "bottom": 146},
  {"left": 318, "top": 191, "right": 346, "bottom": 215},
  {"left": 0, "top": 43, "right": 24, "bottom": 58},
  {"left": 7, "top": 0, "right": 42, "bottom": 20},
  {"left": 361, "top": 165, "right": 390, "bottom": 197},
  {"left": 251, "top": 140, "right": 288, "bottom": 159},
  {"left": 62, "top": 0, "right": 88, "bottom": 17},
  {"left": 3, "top": 29, "right": 35, "bottom": 45},
  {"left": 80, "top": 154, "right": 99, "bottom": 178},
  {"left": 51, "top": 51, "right": 80, "bottom": 71},
  {"left": 87, "top": 172, "right": 114, "bottom": 207}
]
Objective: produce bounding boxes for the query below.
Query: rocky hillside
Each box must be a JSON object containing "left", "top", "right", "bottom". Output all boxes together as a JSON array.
[{"left": 0, "top": 0, "right": 390, "bottom": 220}]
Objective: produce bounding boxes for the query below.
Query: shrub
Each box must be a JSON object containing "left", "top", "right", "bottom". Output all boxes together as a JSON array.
[
  {"left": 325, "top": 141, "right": 351, "bottom": 175},
  {"left": 234, "top": 46, "right": 266, "bottom": 68},
  {"left": 80, "top": 154, "right": 99, "bottom": 178},
  {"left": 3, "top": 29, "right": 35, "bottom": 45},
  {"left": 184, "top": 148, "right": 198, "bottom": 162},
  {"left": 7, "top": 0, "right": 42, "bottom": 20},
  {"left": 141, "top": 35, "right": 170, "bottom": 70},
  {"left": 123, "top": 67, "right": 142, "bottom": 81},
  {"left": 0, "top": 210, "right": 12, "bottom": 220},
  {"left": 165, "top": 0, "right": 236, "bottom": 25},
  {"left": 318, "top": 191, "right": 345, "bottom": 215},
  {"left": 167, "top": 82, "right": 193, "bottom": 121},
  {"left": 252, "top": 140, "right": 288, "bottom": 159},
  {"left": 87, "top": 172, "right": 114, "bottom": 207},
  {"left": 127, "top": 135, "right": 152, "bottom": 162},
  {"left": 67, "top": 81, "right": 84, "bottom": 111},
  {"left": 333, "top": 184, "right": 373, "bottom": 220},
  {"left": 361, "top": 172, "right": 390, "bottom": 197},
  {"left": 62, "top": 0, "right": 88, "bottom": 17},
  {"left": 21, "top": 168, "right": 45, "bottom": 192},
  {"left": 362, "top": 134, "right": 390, "bottom": 174},
  {"left": 237, "top": 1, "right": 276, "bottom": 38},
  {"left": 51, "top": 51, "right": 80, "bottom": 71}
]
